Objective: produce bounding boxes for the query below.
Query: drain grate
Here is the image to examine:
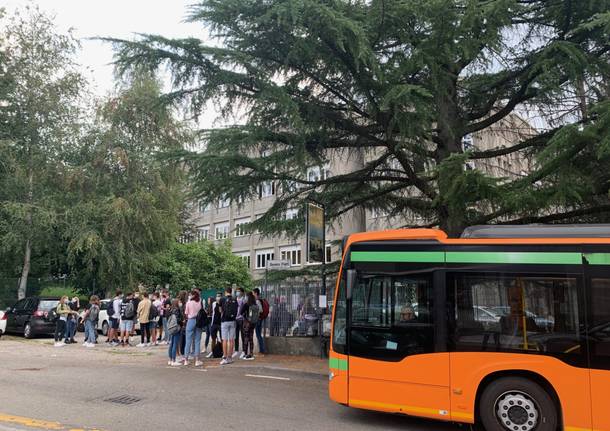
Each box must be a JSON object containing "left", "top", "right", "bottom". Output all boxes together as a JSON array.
[{"left": 104, "top": 395, "right": 142, "bottom": 405}]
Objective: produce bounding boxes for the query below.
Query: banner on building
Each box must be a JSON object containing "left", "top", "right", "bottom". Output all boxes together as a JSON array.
[{"left": 305, "top": 201, "right": 325, "bottom": 263}]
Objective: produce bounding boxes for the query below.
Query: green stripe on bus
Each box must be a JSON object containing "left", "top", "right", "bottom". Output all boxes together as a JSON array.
[
  {"left": 584, "top": 253, "right": 610, "bottom": 265},
  {"left": 329, "top": 357, "right": 348, "bottom": 371},
  {"left": 350, "top": 251, "right": 445, "bottom": 263},
  {"left": 446, "top": 251, "right": 582, "bottom": 265}
]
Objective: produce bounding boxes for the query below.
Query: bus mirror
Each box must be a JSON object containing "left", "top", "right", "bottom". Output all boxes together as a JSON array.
[{"left": 346, "top": 269, "right": 356, "bottom": 300}]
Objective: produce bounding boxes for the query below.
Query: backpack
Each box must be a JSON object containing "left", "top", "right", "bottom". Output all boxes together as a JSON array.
[
  {"left": 222, "top": 297, "right": 238, "bottom": 321},
  {"left": 124, "top": 301, "right": 136, "bottom": 319},
  {"left": 196, "top": 304, "right": 209, "bottom": 329},
  {"left": 259, "top": 298, "right": 270, "bottom": 320},
  {"left": 48, "top": 305, "right": 60, "bottom": 322},
  {"left": 212, "top": 341, "right": 224, "bottom": 358},
  {"left": 166, "top": 313, "right": 180, "bottom": 335},
  {"left": 107, "top": 301, "right": 115, "bottom": 317},
  {"left": 149, "top": 302, "right": 159, "bottom": 320},
  {"left": 89, "top": 305, "right": 100, "bottom": 322},
  {"left": 248, "top": 304, "right": 260, "bottom": 325}
]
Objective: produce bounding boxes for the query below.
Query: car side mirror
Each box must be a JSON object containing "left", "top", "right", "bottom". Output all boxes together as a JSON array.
[{"left": 346, "top": 269, "right": 356, "bottom": 301}]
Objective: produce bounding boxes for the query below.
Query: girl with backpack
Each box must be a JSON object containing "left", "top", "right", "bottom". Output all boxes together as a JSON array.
[
  {"left": 240, "top": 292, "right": 259, "bottom": 360},
  {"left": 54, "top": 296, "right": 74, "bottom": 347},
  {"left": 83, "top": 295, "right": 100, "bottom": 348},
  {"left": 167, "top": 299, "right": 184, "bottom": 366},
  {"left": 184, "top": 289, "right": 203, "bottom": 366}
]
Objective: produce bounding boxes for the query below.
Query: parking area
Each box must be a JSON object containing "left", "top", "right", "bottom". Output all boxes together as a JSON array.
[{"left": 0, "top": 334, "right": 462, "bottom": 431}]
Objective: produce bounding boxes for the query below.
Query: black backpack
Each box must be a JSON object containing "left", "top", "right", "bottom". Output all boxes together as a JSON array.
[
  {"left": 222, "top": 297, "right": 238, "bottom": 320},
  {"left": 196, "top": 305, "right": 209, "bottom": 329},
  {"left": 149, "top": 302, "right": 159, "bottom": 320},
  {"left": 107, "top": 301, "right": 115, "bottom": 317},
  {"left": 48, "top": 305, "right": 60, "bottom": 322}
]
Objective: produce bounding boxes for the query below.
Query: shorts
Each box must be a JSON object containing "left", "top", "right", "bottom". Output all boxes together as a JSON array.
[
  {"left": 110, "top": 317, "right": 120, "bottom": 330},
  {"left": 149, "top": 320, "right": 158, "bottom": 329},
  {"left": 210, "top": 324, "right": 220, "bottom": 339},
  {"left": 120, "top": 320, "right": 134, "bottom": 333},
  {"left": 221, "top": 321, "right": 236, "bottom": 340}
]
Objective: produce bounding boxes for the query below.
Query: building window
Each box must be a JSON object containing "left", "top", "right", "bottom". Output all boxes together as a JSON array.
[
  {"left": 462, "top": 134, "right": 474, "bottom": 151},
  {"left": 258, "top": 181, "right": 275, "bottom": 199},
  {"left": 196, "top": 226, "right": 209, "bottom": 241},
  {"left": 234, "top": 251, "right": 251, "bottom": 269},
  {"left": 234, "top": 218, "right": 250, "bottom": 237},
  {"left": 325, "top": 243, "right": 332, "bottom": 263},
  {"left": 283, "top": 208, "right": 299, "bottom": 220},
  {"left": 218, "top": 194, "right": 230, "bottom": 209},
  {"left": 307, "top": 164, "right": 331, "bottom": 182},
  {"left": 214, "top": 222, "right": 229, "bottom": 240},
  {"left": 280, "top": 245, "right": 301, "bottom": 266},
  {"left": 255, "top": 248, "right": 275, "bottom": 269},
  {"left": 465, "top": 161, "right": 476, "bottom": 171},
  {"left": 198, "top": 201, "right": 210, "bottom": 213}
]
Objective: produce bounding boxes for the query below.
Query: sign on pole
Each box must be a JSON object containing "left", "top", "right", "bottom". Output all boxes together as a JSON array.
[{"left": 306, "top": 201, "right": 325, "bottom": 263}]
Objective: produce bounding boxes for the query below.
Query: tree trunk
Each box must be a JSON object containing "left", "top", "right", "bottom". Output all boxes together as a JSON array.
[{"left": 18, "top": 239, "right": 31, "bottom": 300}]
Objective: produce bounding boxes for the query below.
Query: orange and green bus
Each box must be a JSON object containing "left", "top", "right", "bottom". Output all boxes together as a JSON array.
[{"left": 329, "top": 225, "right": 610, "bottom": 431}]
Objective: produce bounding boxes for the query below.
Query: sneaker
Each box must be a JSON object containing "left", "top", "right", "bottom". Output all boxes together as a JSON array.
[
  {"left": 183, "top": 358, "right": 189, "bottom": 366},
  {"left": 146, "top": 343, "right": 151, "bottom": 347},
  {"left": 220, "top": 358, "right": 228, "bottom": 365},
  {"left": 167, "top": 360, "right": 172, "bottom": 366},
  {"left": 85, "top": 343, "right": 95, "bottom": 348},
  {"left": 110, "top": 341, "right": 119, "bottom": 347},
  {"left": 136, "top": 343, "right": 145, "bottom": 348},
  {"left": 54, "top": 342, "right": 63, "bottom": 347},
  {"left": 244, "top": 355, "right": 254, "bottom": 361},
  {"left": 206, "top": 352, "right": 213, "bottom": 359},
  {"left": 82, "top": 342, "right": 89, "bottom": 347},
  {"left": 195, "top": 360, "right": 203, "bottom": 367},
  {"left": 232, "top": 351, "right": 240, "bottom": 358},
  {"left": 240, "top": 352, "right": 246, "bottom": 359},
  {"left": 170, "top": 361, "right": 182, "bottom": 367}
]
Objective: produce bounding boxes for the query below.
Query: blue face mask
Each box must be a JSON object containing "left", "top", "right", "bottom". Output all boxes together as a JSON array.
[{"left": 236, "top": 291, "right": 243, "bottom": 298}]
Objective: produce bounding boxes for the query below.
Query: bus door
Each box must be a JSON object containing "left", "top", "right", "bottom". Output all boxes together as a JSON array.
[
  {"left": 346, "top": 269, "right": 451, "bottom": 421},
  {"left": 583, "top": 249, "right": 610, "bottom": 431}
]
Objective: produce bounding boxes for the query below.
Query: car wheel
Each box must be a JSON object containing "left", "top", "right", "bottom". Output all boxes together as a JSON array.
[
  {"left": 24, "top": 323, "right": 33, "bottom": 339},
  {"left": 479, "top": 376, "right": 557, "bottom": 431},
  {"left": 101, "top": 321, "right": 109, "bottom": 336}
]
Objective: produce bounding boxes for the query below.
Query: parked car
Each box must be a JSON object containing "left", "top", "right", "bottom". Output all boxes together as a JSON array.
[
  {"left": 0, "top": 310, "right": 6, "bottom": 336},
  {"left": 4, "top": 297, "right": 60, "bottom": 338}
]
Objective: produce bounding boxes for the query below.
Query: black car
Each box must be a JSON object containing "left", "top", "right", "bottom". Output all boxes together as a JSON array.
[{"left": 4, "top": 297, "right": 60, "bottom": 338}]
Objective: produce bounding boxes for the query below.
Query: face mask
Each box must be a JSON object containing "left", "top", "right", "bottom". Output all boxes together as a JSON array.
[
  {"left": 236, "top": 291, "right": 243, "bottom": 298},
  {"left": 216, "top": 296, "right": 221, "bottom": 301}
]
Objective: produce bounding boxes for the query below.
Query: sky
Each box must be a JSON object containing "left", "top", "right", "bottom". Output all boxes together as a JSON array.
[{"left": 4, "top": 0, "right": 203, "bottom": 95}]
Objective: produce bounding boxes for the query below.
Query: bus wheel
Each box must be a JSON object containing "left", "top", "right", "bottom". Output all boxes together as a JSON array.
[{"left": 480, "top": 376, "right": 557, "bottom": 431}]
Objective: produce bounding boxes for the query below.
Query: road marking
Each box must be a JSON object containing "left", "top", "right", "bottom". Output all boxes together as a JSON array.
[
  {"left": 245, "top": 374, "right": 290, "bottom": 381},
  {"left": 0, "top": 413, "right": 103, "bottom": 431}
]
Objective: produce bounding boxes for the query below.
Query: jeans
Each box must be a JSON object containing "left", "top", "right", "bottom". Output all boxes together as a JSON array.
[
  {"left": 168, "top": 332, "right": 180, "bottom": 361},
  {"left": 184, "top": 318, "right": 202, "bottom": 359},
  {"left": 84, "top": 320, "right": 96, "bottom": 343},
  {"left": 140, "top": 321, "right": 151, "bottom": 344},
  {"left": 65, "top": 318, "right": 76, "bottom": 341},
  {"left": 255, "top": 319, "right": 266, "bottom": 353},
  {"left": 55, "top": 319, "right": 66, "bottom": 342},
  {"left": 235, "top": 319, "right": 243, "bottom": 351}
]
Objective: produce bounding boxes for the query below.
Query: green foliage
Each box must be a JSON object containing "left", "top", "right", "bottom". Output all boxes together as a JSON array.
[
  {"left": 109, "top": 0, "right": 610, "bottom": 237},
  {"left": 143, "top": 241, "right": 252, "bottom": 294}
]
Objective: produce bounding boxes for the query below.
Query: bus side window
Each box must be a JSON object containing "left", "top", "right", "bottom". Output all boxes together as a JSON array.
[{"left": 590, "top": 279, "right": 610, "bottom": 367}]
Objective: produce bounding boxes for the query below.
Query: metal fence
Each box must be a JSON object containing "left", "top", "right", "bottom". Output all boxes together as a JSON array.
[{"left": 259, "top": 279, "right": 336, "bottom": 338}]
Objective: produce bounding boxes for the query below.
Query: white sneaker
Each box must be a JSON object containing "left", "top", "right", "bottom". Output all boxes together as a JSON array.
[
  {"left": 146, "top": 343, "right": 151, "bottom": 347},
  {"left": 170, "top": 361, "right": 182, "bottom": 367},
  {"left": 195, "top": 360, "right": 203, "bottom": 367},
  {"left": 54, "top": 342, "right": 63, "bottom": 347},
  {"left": 239, "top": 352, "right": 246, "bottom": 359},
  {"left": 136, "top": 343, "right": 145, "bottom": 347},
  {"left": 168, "top": 360, "right": 172, "bottom": 366},
  {"left": 220, "top": 358, "right": 228, "bottom": 365},
  {"left": 206, "top": 352, "right": 213, "bottom": 358},
  {"left": 232, "top": 351, "right": 240, "bottom": 358},
  {"left": 183, "top": 358, "right": 189, "bottom": 366},
  {"left": 85, "top": 343, "right": 95, "bottom": 348},
  {"left": 82, "top": 342, "right": 89, "bottom": 347}
]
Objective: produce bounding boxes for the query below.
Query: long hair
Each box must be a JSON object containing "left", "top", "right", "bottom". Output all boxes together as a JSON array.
[
  {"left": 246, "top": 291, "right": 256, "bottom": 306},
  {"left": 190, "top": 289, "right": 200, "bottom": 303}
]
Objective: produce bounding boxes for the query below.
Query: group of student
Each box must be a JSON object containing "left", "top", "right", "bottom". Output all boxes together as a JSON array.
[
  {"left": 53, "top": 286, "right": 270, "bottom": 366},
  {"left": 165, "top": 286, "right": 269, "bottom": 366}
]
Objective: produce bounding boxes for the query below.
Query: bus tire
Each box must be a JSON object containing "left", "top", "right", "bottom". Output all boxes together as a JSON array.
[{"left": 479, "top": 376, "right": 557, "bottom": 431}]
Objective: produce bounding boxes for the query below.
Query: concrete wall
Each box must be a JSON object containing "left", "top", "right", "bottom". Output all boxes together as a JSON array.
[{"left": 266, "top": 336, "right": 322, "bottom": 357}]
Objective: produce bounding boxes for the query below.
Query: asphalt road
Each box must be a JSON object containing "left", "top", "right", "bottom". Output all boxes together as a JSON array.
[{"left": 0, "top": 335, "right": 465, "bottom": 431}]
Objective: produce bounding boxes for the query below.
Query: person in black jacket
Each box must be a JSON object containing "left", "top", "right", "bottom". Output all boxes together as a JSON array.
[{"left": 167, "top": 299, "right": 184, "bottom": 366}]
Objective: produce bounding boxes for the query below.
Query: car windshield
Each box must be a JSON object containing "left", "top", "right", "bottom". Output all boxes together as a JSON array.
[{"left": 38, "top": 300, "right": 59, "bottom": 311}]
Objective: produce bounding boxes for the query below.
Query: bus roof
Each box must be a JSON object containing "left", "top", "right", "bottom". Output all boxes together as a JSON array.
[{"left": 344, "top": 225, "right": 610, "bottom": 249}]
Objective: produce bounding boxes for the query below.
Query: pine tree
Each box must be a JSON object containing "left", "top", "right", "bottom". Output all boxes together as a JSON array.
[{"left": 108, "top": 0, "right": 610, "bottom": 237}]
